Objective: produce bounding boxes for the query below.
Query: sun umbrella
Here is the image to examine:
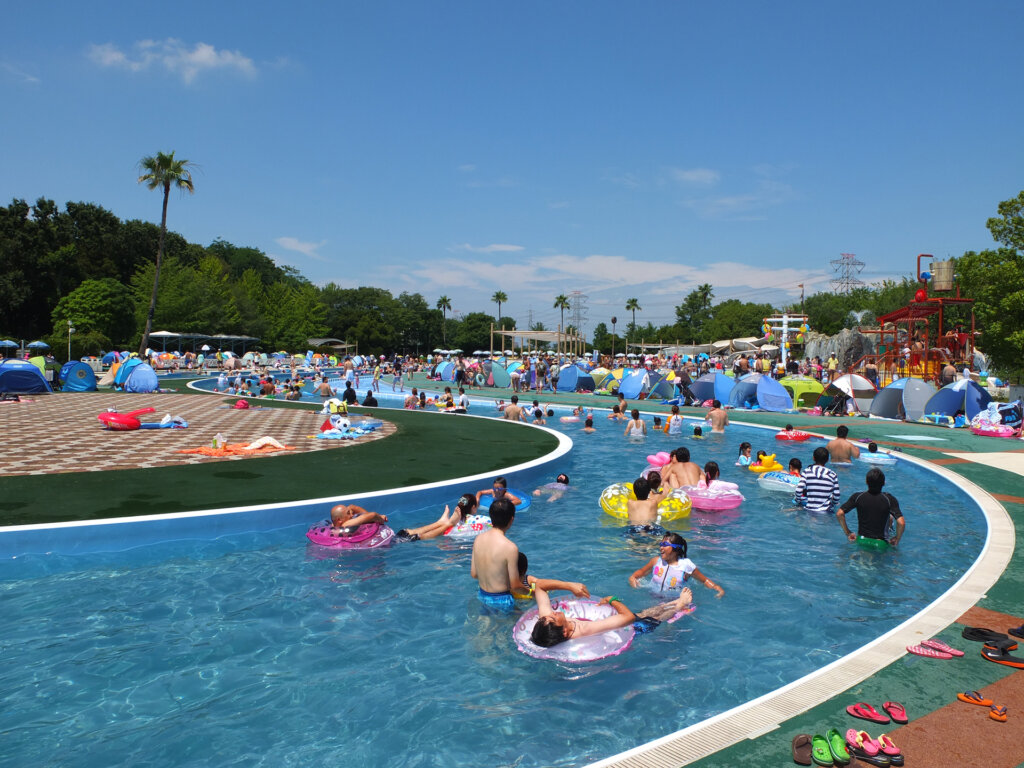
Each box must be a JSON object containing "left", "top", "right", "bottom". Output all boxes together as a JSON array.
[
  {"left": 27, "top": 341, "right": 50, "bottom": 349},
  {"left": 201, "top": 344, "right": 211, "bottom": 351},
  {"left": 433, "top": 348, "right": 445, "bottom": 353}
]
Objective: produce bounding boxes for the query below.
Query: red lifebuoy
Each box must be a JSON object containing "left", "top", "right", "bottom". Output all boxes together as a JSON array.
[{"left": 775, "top": 430, "right": 811, "bottom": 442}]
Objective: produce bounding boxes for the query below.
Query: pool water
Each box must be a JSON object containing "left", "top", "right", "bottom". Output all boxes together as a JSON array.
[{"left": 0, "top": 401, "right": 986, "bottom": 767}]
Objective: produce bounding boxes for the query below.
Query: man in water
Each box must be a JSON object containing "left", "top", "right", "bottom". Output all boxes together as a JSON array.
[
  {"left": 836, "top": 467, "right": 905, "bottom": 547},
  {"left": 707, "top": 400, "right": 728, "bottom": 433},
  {"left": 502, "top": 394, "right": 525, "bottom": 421},
  {"left": 795, "top": 447, "right": 841, "bottom": 514},
  {"left": 661, "top": 447, "right": 702, "bottom": 488},
  {"left": 826, "top": 424, "right": 860, "bottom": 462},
  {"left": 625, "top": 476, "right": 665, "bottom": 530}
]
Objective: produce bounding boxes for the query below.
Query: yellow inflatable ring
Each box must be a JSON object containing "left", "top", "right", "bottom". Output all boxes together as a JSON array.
[
  {"left": 748, "top": 453, "right": 784, "bottom": 473},
  {"left": 599, "top": 482, "right": 691, "bottom": 521}
]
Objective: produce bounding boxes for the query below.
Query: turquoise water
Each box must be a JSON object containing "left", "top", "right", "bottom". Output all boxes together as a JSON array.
[{"left": 0, "top": 399, "right": 986, "bottom": 767}]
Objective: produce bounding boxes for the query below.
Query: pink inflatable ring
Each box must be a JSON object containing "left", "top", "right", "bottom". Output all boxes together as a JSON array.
[
  {"left": 970, "top": 425, "right": 1016, "bottom": 438},
  {"left": 306, "top": 521, "right": 395, "bottom": 548}
]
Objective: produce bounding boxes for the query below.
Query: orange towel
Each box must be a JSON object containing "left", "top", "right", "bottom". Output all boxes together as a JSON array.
[{"left": 177, "top": 443, "right": 295, "bottom": 456}]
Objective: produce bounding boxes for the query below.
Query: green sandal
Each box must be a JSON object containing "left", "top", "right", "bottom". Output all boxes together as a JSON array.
[
  {"left": 827, "top": 727, "right": 851, "bottom": 765},
  {"left": 811, "top": 734, "right": 832, "bottom": 766}
]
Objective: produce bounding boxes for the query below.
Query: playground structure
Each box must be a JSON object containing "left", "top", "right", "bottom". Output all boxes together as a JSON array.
[
  {"left": 761, "top": 313, "right": 809, "bottom": 369},
  {"left": 855, "top": 254, "right": 975, "bottom": 385}
]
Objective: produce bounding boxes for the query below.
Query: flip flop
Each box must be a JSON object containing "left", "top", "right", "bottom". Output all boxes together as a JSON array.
[
  {"left": 810, "top": 734, "right": 832, "bottom": 766},
  {"left": 883, "top": 701, "right": 909, "bottom": 724},
  {"left": 921, "top": 638, "right": 964, "bottom": 656},
  {"left": 791, "top": 733, "right": 813, "bottom": 766},
  {"left": 846, "top": 702, "right": 890, "bottom": 724},
  {"left": 907, "top": 643, "right": 953, "bottom": 659},
  {"left": 962, "top": 626, "right": 1009, "bottom": 643},
  {"left": 1009, "top": 625, "right": 1024, "bottom": 639},
  {"left": 878, "top": 734, "right": 905, "bottom": 766},
  {"left": 981, "top": 645, "right": 1024, "bottom": 669},
  {"left": 984, "top": 637, "right": 1019, "bottom": 652},
  {"left": 957, "top": 690, "right": 993, "bottom": 706},
  {"left": 826, "top": 728, "right": 851, "bottom": 766},
  {"left": 990, "top": 704, "right": 1008, "bottom": 723},
  {"left": 845, "top": 728, "right": 880, "bottom": 756}
]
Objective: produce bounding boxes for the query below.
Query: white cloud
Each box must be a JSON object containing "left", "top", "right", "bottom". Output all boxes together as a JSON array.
[
  {"left": 670, "top": 167, "right": 720, "bottom": 185},
  {"left": 1, "top": 62, "right": 40, "bottom": 84},
  {"left": 88, "top": 39, "right": 256, "bottom": 84},
  {"left": 275, "top": 236, "right": 327, "bottom": 260},
  {"left": 683, "top": 178, "right": 794, "bottom": 220},
  {"left": 451, "top": 243, "right": 525, "bottom": 254}
]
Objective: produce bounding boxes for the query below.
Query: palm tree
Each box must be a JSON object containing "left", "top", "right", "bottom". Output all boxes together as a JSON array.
[
  {"left": 436, "top": 295, "right": 452, "bottom": 345},
  {"left": 492, "top": 291, "right": 508, "bottom": 324},
  {"left": 697, "top": 283, "right": 714, "bottom": 311},
  {"left": 137, "top": 151, "right": 195, "bottom": 357},
  {"left": 625, "top": 298, "right": 641, "bottom": 342},
  {"left": 553, "top": 294, "right": 569, "bottom": 353}
]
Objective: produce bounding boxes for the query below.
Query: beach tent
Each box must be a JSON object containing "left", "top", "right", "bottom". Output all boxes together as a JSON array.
[
  {"left": 870, "top": 378, "right": 936, "bottom": 422},
  {"left": 0, "top": 358, "right": 52, "bottom": 393},
  {"left": 434, "top": 361, "right": 457, "bottom": 382},
  {"left": 923, "top": 378, "right": 992, "bottom": 421},
  {"left": 490, "top": 362, "right": 511, "bottom": 388},
  {"left": 101, "top": 351, "right": 123, "bottom": 365},
  {"left": 590, "top": 367, "right": 612, "bottom": 388},
  {"left": 618, "top": 369, "right": 651, "bottom": 399},
  {"left": 647, "top": 373, "right": 676, "bottom": 401},
  {"left": 779, "top": 376, "right": 825, "bottom": 409},
  {"left": 113, "top": 358, "right": 159, "bottom": 393},
  {"left": 59, "top": 361, "right": 98, "bottom": 392},
  {"left": 826, "top": 373, "right": 877, "bottom": 414},
  {"left": 556, "top": 364, "right": 595, "bottom": 393},
  {"left": 728, "top": 373, "right": 794, "bottom": 412},
  {"left": 690, "top": 372, "right": 735, "bottom": 404}
]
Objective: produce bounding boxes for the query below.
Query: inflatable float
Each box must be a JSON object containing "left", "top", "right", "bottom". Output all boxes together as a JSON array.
[
  {"left": 444, "top": 514, "right": 492, "bottom": 539},
  {"left": 97, "top": 407, "right": 156, "bottom": 431},
  {"left": 859, "top": 452, "right": 898, "bottom": 466},
  {"left": 305, "top": 521, "right": 395, "bottom": 548},
  {"left": 748, "top": 454, "right": 784, "bottom": 473},
  {"left": 478, "top": 490, "right": 531, "bottom": 513},
  {"left": 757, "top": 471, "right": 801, "bottom": 493},
  {"left": 775, "top": 430, "right": 811, "bottom": 442},
  {"left": 599, "top": 483, "right": 691, "bottom": 521},
  {"left": 512, "top": 599, "right": 634, "bottom": 662},
  {"left": 683, "top": 481, "right": 744, "bottom": 511},
  {"left": 970, "top": 424, "right": 1016, "bottom": 438}
]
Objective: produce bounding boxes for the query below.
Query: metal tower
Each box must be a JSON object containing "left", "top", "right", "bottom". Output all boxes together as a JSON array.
[
  {"left": 830, "top": 253, "right": 865, "bottom": 294},
  {"left": 569, "top": 290, "right": 588, "bottom": 341}
]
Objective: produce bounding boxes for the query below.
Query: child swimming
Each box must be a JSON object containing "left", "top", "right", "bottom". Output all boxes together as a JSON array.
[
  {"left": 788, "top": 457, "right": 802, "bottom": 476},
  {"left": 692, "top": 425, "right": 703, "bottom": 438},
  {"left": 664, "top": 405, "right": 683, "bottom": 436},
  {"left": 736, "top": 442, "right": 752, "bottom": 466},
  {"left": 629, "top": 532, "right": 725, "bottom": 598}
]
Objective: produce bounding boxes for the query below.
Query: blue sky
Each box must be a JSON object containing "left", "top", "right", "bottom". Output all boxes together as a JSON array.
[{"left": 3, "top": 2, "right": 1022, "bottom": 336}]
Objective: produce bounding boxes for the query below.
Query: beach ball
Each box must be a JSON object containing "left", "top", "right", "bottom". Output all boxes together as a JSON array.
[{"left": 796, "top": 334, "right": 804, "bottom": 343}]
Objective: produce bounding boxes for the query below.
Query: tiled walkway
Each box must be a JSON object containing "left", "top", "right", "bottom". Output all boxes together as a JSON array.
[{"left": 0, "top": 393, "right": 394, "bottom": 476}]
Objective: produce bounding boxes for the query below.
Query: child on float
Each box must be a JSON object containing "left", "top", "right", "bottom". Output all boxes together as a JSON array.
[
  {"left": 664, "top": 404, "right": 684, "bottom": 436},
  {"left": 736, "top": 442, "right": 753, "bottom": 466},
  {"left": 529, "top": 585, "right": 695, "bottom": 647},
  {"left": 751, "top": 450, "right": 768, "bottom": 467},
  {"left": 696, "top": 461, "right": 737, "bottom": 492},
  {"left": 328, "top": 503, "right": 389, "bottom": 536},
  {"left": 629, "top": 532, "right": 725, "bottom": 598},
  {"left": 788, "top": 457, "right": 803, "bottom": 476},
  {"left": 476, "top": 476, "right": 523, "bottom": 507},
  {"left": 395, "top": 493, "right": 482, "bottom": 542}
]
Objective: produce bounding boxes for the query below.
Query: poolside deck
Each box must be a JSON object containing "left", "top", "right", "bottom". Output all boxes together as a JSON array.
[{"left": 1, "top": 373, "right": 1020, "bottom": 766}]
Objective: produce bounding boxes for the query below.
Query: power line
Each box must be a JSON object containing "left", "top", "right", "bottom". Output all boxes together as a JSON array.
[{"left": 830, "top": 252, "right": 865, "bottom": 294}]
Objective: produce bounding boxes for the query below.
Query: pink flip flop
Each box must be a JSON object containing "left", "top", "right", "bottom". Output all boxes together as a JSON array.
[
  {"left": 921, "top": 638, "right": 965, "bottom": 657},
  {"left": 846, "top": 702, "right": 890, "bottom": 724},
  {"left": 883, "top": 701, "right": 909, "bottom": 724},
  {"left": 907, "top": 643, "right": 953, "bottom": 659}
]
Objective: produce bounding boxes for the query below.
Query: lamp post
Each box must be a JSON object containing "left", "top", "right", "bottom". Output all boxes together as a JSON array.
[
  {"left": 611, "top": 316, "right": 617, "bottom": 359},
  {"left": 67, "top": 319, "right": 75, "bottom": 362}
]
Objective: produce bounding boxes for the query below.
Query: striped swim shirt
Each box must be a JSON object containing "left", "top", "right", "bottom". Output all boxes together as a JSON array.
[{"left": 796, "top": 464, "right": 840, "bottom": 513}]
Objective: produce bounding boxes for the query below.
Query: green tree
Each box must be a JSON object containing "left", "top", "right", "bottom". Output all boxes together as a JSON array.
[
  {"left": 50, "top": 278, "right": 136, "bottom": 344},
  {"left": 987, "top": 190, "right": 1024, "bottom": 251},
  {"left": 453, "top": 312, "right": 495, "bottom": 353},
  {"left": 553, "top": 293, "right": 570, "bottom": 350},
  {"left": 436, "top": 295, "right": 452, "bottom": 345},
  {"left": 491, "top": 291, "right": 508, "bottom": 324},
  {"left": 136, "top": 150, "right": 196, "bottom": 357},
  {"left": 675, "top": 284, "right": 715, "bottom": 342},
  {"left": 625, "top": 297, "right": 641, "bottom": 341},
  {"left": 704, "top": 300, "right": 776, "bottom": 342}
]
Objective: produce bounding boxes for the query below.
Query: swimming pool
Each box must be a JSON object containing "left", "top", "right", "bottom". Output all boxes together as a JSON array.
[{"left": 0, "top": 398, "right": 987, "bottom": 767}]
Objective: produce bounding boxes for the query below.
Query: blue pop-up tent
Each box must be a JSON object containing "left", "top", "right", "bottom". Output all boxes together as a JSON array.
[
  {"left": 729, "top": 373, "right": 794, "bottom": 412},
  {"left": 618, "top": 369, "right": 650, "bottom": 399},
  {"left": 59, "top": 361, "right": 98, "bottom": 392},
  {"left": 556, "top": 364, "right": 595, "bottom": 393},
  {"left": 870, "top": 378, "right": 936, "bottom": 422},
  {"left": 0, "top": 359, "right": 52, "bottom": 393},
  {"left": 690, "top": 372, "right": 735, "bottom": 404},
  {"left": 113, "top": 358, "right": 159, "bottom": 393},
  {"left": 923, "top": 378, "right": 992, "bottom": 421}
]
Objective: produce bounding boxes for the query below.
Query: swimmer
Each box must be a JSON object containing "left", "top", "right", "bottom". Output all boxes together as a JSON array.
[
  {"left": 608, "top": 404, "right": 624, "bottom": 421},
  {"left": 652, "top": 416, "right": 662, "bottom": 429},
  {"left": 736, "top": 442, "right": 752, "bottom": 466},
  {"left": 662, "top": 447, "right": 703, "bottom": 489},
  {"left": 533, "top": 473, "right": 571, "bottom": 502},
  {"left": 698, "top": 461, "right": 731, "bottom": 491},
  {"left": 788, "top": 457, "right": 803, "bottom": 476},
  {"left": 476, "top": 476, "right": 523, "bottom": 507},
  {"left": 529, "top": 585, "right": 694, "bottom": 647},
  {"left": 328, "top": 503, "right": 388, "bottom": 535},
  {"left": 706, "top": 399, "right": 728, "bottom": 433},
  {"left": 404, "top": 387, "right": 419, "bottom": 409},
  {"left": 532, "top": 407, "right": 546, "bottom": 425},
  {"left": 625, "top": 476, "right": 664, "bottom": 528},
  {"left": 624, "top": 409, "right": 647, "bottom": 439},
  {"left": 692, "top": 425, "right": 703, "bottom": 438},
  {"left": 582, "top": 417, "right": 596, "bottom": 433},
  {"left": 629, "top": 533, "right": 725, "bottom": 598},
  {"left": 826, "top": 424, "right": 860, "bottom": 462},
  {"left": 664, "top": 405, "right": 683, "bottom": 436},
  {"left": 503, "top": 395, "right": 526, "bottom": 422},
  {"left": 752, "top": 450, "right": 768, "bottom": 467},
  {"left": 866, "top": 441, "right": 880, "bottom": 453},
  {"left": 395, "top": 493, "right": 479, "bottom": 542}
]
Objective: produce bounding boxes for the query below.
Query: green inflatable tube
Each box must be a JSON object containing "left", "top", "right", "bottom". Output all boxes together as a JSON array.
[{"left": 856, "top": 535, "right": 890, "bottom": 552}]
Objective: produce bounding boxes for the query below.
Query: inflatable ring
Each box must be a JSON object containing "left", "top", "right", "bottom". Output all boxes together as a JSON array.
[
  {"left": 512, "top": 599, "right": 635, "bottom": 662},
  {"left": 684, "top": 486, "right": 744, "bottom": 511},
  {"left": 599, "top": 483, "right": 691, "bottom": 521},
  {"left": 856, "top": 535, "right": 890, "bottom": 552},
  {"left": 559, "top": 416, "right": 580, "bottom": 423},
  {"left": 444, "top": 514, "right": 492, "bottom": 539},
  {"left": 775, "top": 430, "right": 811, "bottom": 442},
  {"left": 478, "top": 490, "right": 531, "bottom": 513},
  {"left": 305, "top": 521, "right": 395, "bottom": 548},
  {"left": 646, "top": 452, "right": 671, "bottom": 467},
  {"left": 970, "top": 425, "right": 1016, "bottom": 438},
  {"left": 475, "top": 373, "right": 485, "bottom": 386},
  {"left": 748, "top": 454, "right": 784, "bottom": 473},
  {"left": 757, "top": 471, "right": 801, "bottom": 493},
  {"left": 859, "top": 453, "right": 898, "bottom": 466}
]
